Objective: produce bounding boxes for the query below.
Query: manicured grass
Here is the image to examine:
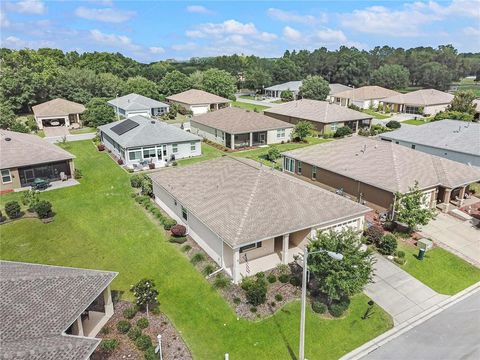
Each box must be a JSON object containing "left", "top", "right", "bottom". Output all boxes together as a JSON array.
[
  {"left": 232, "top": 101, "right": 270, "bottom": 112},
  {"left": 396, "top": 241, "right": 480, "bottom": 295},
  {"left": 35, "top": 130, "right": 45, "bottom": 138},
  {"left": 177, "top": 142, "right": 224, "bottom": 166},
  {"left": 70, "top": 127, "right": 96, "bottom": 135},
  {"left": 362, "top": 109, "right": 390, "bottom": 120},
  {"left": 271, "top": 99, "right": 287, "bottom": 104},
  {"left": 239, "top": 95, "right": 256, "bottom": 100},
  {"left": 402, "top": 119, "right": 430, "bottom": 125}
]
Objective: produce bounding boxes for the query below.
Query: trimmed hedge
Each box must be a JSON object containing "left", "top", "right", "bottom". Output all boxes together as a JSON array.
[
  {"left": 312, "top": 301, "right": 327, "bottom": 314},
  {"left": 116, "top": 320, "right": 131, "bottom": 334},
  {"left": 123, "top": 306, "right": 137, "bottom": 320},
  {"left": 169, "top": 235, "right": 187, "bottom": 244}
]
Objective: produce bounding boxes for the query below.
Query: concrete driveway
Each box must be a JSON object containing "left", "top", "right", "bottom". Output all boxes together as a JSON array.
[
  {"left": 420, "top": 212, "right": 480, "bottom": 267},
  {"left": 43, "top": 126, "right": 70, "bottom": 137},
  {"left": 365, "top": 254, "right": 449, "bottom": 325}
]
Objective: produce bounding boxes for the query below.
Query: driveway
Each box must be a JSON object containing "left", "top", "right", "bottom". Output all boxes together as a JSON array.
[
  {"left": 420, "top": 212, "right": 480, "bottom": 267},
  {"left": 365, "top": 254, "right": 449, "bottom": 325},
  {"left": 44, "top": 132, "right": 96, "bottom": 143},
  {"left": 43, "top": 126, "right": 70, "bottom": 137}
]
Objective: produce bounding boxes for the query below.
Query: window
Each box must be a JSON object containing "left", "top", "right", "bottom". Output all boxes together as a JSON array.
[
  {"left": 240, "top": 242, "right": 262, "bottom": 253},
  {"left": 277, "top": 128, "right": 285, "bottom": 138},
  {"left": 411, "top": 144, "right": 416, "bottom": 149},
  {"left": 181, "top": 206, "right": 188, "bottom": 221},
  {"left": 215, "top": 129, "right": 218, "bottom": 138},
  {"left": 331, "top": 123, "right": 338, "bottom": 132},
  {"left": 190, "top": 142, "right": 196, "bottom": 152},
  {"left": 1, "top": 169, "right": 12, "bottom": 184},
  {"left": 143, "top": 148, "right": 156, "bottom": 159},
  {"left": 172, "top": 144, "right": 178, "bottom": 154},
  {"left": 297, "top": 161, "right": 302, "bottom": 174},
  {"left": 312, "top": 166, "right": 317, "bottom": 180},
  {"left": 284, "top": 157, "right": 295, "bottom": 173},
  {"left": 128, "top": 149, "right": 142, "bottom": 161},
  {"left": 221, "top": 132, "right": 225, "bottom": 140}
]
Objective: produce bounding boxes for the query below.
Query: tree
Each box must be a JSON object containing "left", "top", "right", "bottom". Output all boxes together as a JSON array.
[
  {"left": 122, "top": 76, "right": 159, "bottom": 99},
  {"left": 293, "top": 121, "right": 313, "bottom": 141},
  {"left": 280, "top": 89, "right": 294, "bottom": 102},
  {"left": 83, "top": 97, "right": 116, "bottom": 127},
  {"left": 417, "top": 62, "right": 452, "bottom": 90},
  {"left": 244, "top": 66, "right": 272, "bottom": 91},
  {"left": 0, "top": 103, "right": 16, "bottom": 129},
  {"left": 371, "top": 64, "right": 410, "bottom": 89},
  {"left": 448, "top": 90, "right": 476, "bottom": 114},
  {"left": 159, "top": 70, "right": 192, "bottom": 96},
  {"left": 299, "top": 75, "right": 330, "bottom": 100},
  {"left": 308, "top": 228, "right": 375, "bottom": 303},
  {"left": 272, "top": 57, "right": 300, "bottom": 83},
  {"left": 267, "top": 146, "right": 281, "bottom": 161},
  {"left": 130, "top": 278, "right": 159, "bottom": 316},
  {"left": 201, "top": 68, "right": 237, "bottom": 99},
  {"left": 394, "top": 182, "right": 437, "bottom": 232},
  {"left": 189, "top": 70, "right": 204, "bottom": 90}
]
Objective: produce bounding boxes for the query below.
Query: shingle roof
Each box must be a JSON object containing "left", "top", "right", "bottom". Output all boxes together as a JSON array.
[
  {"left": 190, "top": 107, "right": 293, "bottom": 134},
  {"left": 107, "top": 93, "right": 168, "bottom": 111},
  {"left": 150, "top": 156, "right": 370, "bottom": 247},
  {"left": 263, "top": 99, "right": 372, "bottom": 124},
  {"left": 0, "top": 261, "right": 117, "bottom": 360},
  {"left": 32, "top": 98, "right": 85, "bottom": 117},
  {"left": 0, "top": 130, "right": 75, "bottom": 169},
  {"left": 166, "top": 89, "right": 231, "bottom": 105},
  {"left": 283, "top": 137, "right": 480, "bottom": 193},
  {"left": 99, "top": 115, "right": 200, "bottom": 148},
  {"left": 380, "top": 119, "right": 480, "bottom": 157},
  {"left": 381, "top": 89, "right": 454, "bottom": 106},
  {"left": 329, "top": 83, "right": 352, "bottom": 95},
  {"left": 334, "top": 86, "right": 401, "bottom": 101},
  {"left": 265, "top": 81, "right": 303, "bottom": 92}
]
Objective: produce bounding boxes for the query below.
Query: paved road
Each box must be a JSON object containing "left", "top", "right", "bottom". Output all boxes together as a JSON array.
[
  {"left": 362, "top": 290, "right": 480, "bottom": 360},
  {"left": 44, "top": 133, "right": 96, "bottom": 143}
]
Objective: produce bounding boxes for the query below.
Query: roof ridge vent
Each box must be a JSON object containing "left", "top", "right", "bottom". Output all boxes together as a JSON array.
[{"left": 5, "top": 137, "right": 11, "bottom": 141}]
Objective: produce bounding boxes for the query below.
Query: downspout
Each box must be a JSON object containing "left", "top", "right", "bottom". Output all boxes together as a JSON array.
[{"left": 391, "top": 193, "right": 397, "bottom": 221}]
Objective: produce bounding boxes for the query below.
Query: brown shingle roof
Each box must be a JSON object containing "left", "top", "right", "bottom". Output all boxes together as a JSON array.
[
  {"left": 334, "top": 86, "right": 401, "bottom": 101},
  {"left": 0, "top": 130, "right": 75, "bottom": 169},
  {"left": 381, "top": 89, "right": 454, "bottom": 106},
  {"left": 263, "top": 99, "right": 372, "bottom": 124},
  {"left": 283, "top": 137, "right": 480, "bottom": 193},
  {"left": 166, "top": 89, "right": 231, "bottom": 105},
  {"left": 32, "top": 98, "right": 85, "bottom": 117},
  {"left": 150, "top": 157, "right": 370, "bottom": 247},
  {"left": 190, "top": 107, "right": 293, "bottom": 134}
]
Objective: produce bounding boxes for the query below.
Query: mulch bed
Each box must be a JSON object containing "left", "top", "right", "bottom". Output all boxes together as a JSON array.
[{"left": 92, "top": 301, "right": 192, "bottom": 360}]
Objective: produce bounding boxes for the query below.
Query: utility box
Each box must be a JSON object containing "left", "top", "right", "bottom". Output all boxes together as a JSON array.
[{"left": 417, "top": 238, "right": 433, "bottom": 251}]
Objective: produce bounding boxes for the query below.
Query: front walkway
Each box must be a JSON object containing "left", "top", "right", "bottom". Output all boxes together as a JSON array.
[{"left": 365, "top": 254, "right": 449, "bottom": 325}]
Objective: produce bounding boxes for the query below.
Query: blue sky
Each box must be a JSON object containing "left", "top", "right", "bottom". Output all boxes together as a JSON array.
[{"left": 1, "top": 0, "right": 479, "bottom": 63}]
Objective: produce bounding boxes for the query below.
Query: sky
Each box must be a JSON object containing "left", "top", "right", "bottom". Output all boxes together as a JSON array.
[{"left": 1, "top": 0, "right": 479, "bottom": 63}]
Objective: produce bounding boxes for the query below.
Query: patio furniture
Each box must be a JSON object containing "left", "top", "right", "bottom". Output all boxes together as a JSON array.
[
  {"left": 60, "top": 172, "right": 67, "bottom": 181},
  {"left": 32, "top": 178, "right": 50, "bottom": 190}
]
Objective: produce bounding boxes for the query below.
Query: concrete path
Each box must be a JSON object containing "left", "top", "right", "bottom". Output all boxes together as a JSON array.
[
  {"left": 43, "top": 126, "right": 70, "bottom": 137},
  {"left": 365, "top": 254, "right": 449, "bottom": 325},
  {"left": 44, "top": 132, "right": 96, "bottom": 143}
]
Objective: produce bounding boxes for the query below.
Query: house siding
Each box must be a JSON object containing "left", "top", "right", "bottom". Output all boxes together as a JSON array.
[
  {"left": 190, "top": 121, "right": 226, "bottom": 146},
  {"left": 0, "top": 168, "right": 21, "bottom": 192},
  {"left": 264, "top": 112, "right": 327, "bottom": 133}
]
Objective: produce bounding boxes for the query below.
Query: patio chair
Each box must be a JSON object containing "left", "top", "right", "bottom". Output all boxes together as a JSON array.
[{"left": 60, "top": 172, "right": 67, "bottom": 181}]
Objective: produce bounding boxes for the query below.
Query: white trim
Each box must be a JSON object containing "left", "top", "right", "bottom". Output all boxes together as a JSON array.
[{"left": 1, "top": 169, "right": 12, "bottom": 184}]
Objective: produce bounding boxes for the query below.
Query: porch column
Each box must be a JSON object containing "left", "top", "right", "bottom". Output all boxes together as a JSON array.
[
  {"left": 282, "top": 234, "right": 289, "bottom": 265},
  {"left": 64, "top": 115, "right": 70, "bottom": 127},
  {"left": 249, "top": 132, "right": 253, "bottom": 147},
  {"left": 231, "top": 134, "right": 235, "bottom": 150},
  {"left": 443, "top": 188, "right": 452, "bottom": 213},
  {"left": 75, "top": 317, "right": 84, "bottom": 336},
  {"left": 232, "top": 248, "right": 240, "bottom": 284},
  {"left": 458, "top": 186, "right": 466, "bottom": 207},
  {"left": 77, "top": 113, "right": 82, "bottom": 126},
  {"left": 103, "top": 285, "right": 114, "bottom": 316}
]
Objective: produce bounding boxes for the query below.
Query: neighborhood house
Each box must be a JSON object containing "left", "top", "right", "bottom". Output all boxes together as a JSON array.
[
  {"left": 282, "top": 137, "right": 480, "bottom": 214},
  {"left": 380, "top": 89, "right": 454, "bottom": 115},
  {"left": 264, "top": 81, "right": 302, "bottom": 99},
  {"left": 166, "top": 89, "right": 231, "bottom": 115},
  {"left": 0, "top": 261, "right": 117, "bottom": 359},
  {"left": 32, "top": 98, "right": 85, "bottom": 130},
  {"left": 190, "top": 107, "right": 294, "bottom": 149},
  {"left": 150, "top": 156, "right": 370, "bottom": 283},
  {"left": 332, "top": 85, "right": 401, "bottom": 109},
  {"left": 107, "top": 93, "right": 169, "bottom": 118},
  {"left": 0, "top": 130, "right": 75, "bottom": 193},
  {"left": 98, "top": 115, "right": 201, "bottom": 169},
  {"left": 326, "top": 83, "right": 353, "bottom": 103}
]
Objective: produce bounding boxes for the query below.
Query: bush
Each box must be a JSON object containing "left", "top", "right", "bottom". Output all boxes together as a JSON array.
[
  {"left": 141, "top": 178, "right": 153, "bottom": 197},
  {"left": 181, "top": 244, "right": 192, "bottom": 252},
  {"left": 329, "top": 302, "right": 348, "bottom": 318},
  {"left": 74, "top": 168, "right": 83, "bottom": 179},
  {"left": 116, "top": 320, "right": 131, "bottom": 334},
  {"left": 34, "top": 200, "right": 53, "bottom": 219},
  {"left": 278, "top": 274, "right": 290, "bottom": 283},
  {"left": 241, "top": 276, "right": 267, "bottom": 306},
  {"left": 213, "top": 273, "right": 230, "bottom": 289},
  {"left": 348, "top": 103, "right": 362, "bottom": 111},
  {"left": 171, "top": 224, "right": 187, "bottom": 237},
  {"left": 364, "top": 225, "right": 384, "bottom": 245},
  {"left": 267, "top": 274, "right": 277, "bottom": 283},
  {"left": 135, "top": 335, "right": 152, "bottom": 351},
  {"left": 394, "top": 257, "right": 406, "bottom": 265},
  {"left": 97, "top": 144, "right": 105, "bottom": 151},
  {"left": 117, "top": 159, "right": 124, "bottom": 165},
  {"left": 312, "top": 301, "right": 327, "bottom": 314},
  {"left": 383, "top": 221, "right": 396, "bottom": 231},
  {"left": 386, "top": 120, "right": 401, "bottom": 129},
  {"left": 123, "top": 306, "right": 137, "bottom": 320},
  {"left": 191, "top": 252, "right": 205, "bottom": 265},
  {"left": 100, "top": 326, "right": 111, "bottom": 335},
  {"left": 163, "top": 218, "right": 177, "bottom": 230},
  {"left": 274, "top": 294, "right": 283, "bottom": 302},
  {"left": 100, "top": 339, "right": 119, "bottom": 352},
  {"left": 137, "top": 317, "right": 149, "bottom": 329},
  {"left": 267, "top": 147, "right": 281, "bottom": 161},
  {"left": 250, "top": 306, "right": 257, "bottom": 313},
  {"left": 130, "top": 174, "right": 145, "bottom": 188},
  {"left": 378, "top": 234, "right": 398, "bottom": 255},
  {"left": 203, "top": 263, "right": 215, "bottom": 276},
  {"left": 396, "top": 250, "right": 405, "bottom": 258},
  {"left": 144, "top": 346, "right": 157, "bottom": 360},
  {"left": 233, "top": 297, "right": 241, "bottom": 305},
  {"left": 169, "top": 235, "right": 187, "bottom": 244},
  {"left": 334, "top": 126, "right": 353, "bottom": 138},
  {"left": 127, "top": 326, "right": 142, "bottom": 341},
  {"left": 270, "top": 301, "right": 276, "bottom": 307},
  {"left": 289, "top": 275, "right": 301, "bottom": 287},
  {"left": 5, "top": 201, "right": 21, "bottom": 219}
]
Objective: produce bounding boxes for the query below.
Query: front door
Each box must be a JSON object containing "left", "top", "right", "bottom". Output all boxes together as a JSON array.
[
  {"left": 24, "top": 169, "right": 35, "bottom": 183},
  {"left": 274, "top": 236, "right": 283, "bottom": 252},
  {"left": 259, "top": 133, "right": 266, "bottom": 144}
]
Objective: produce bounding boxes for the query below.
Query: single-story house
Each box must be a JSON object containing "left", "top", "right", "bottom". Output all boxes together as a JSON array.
[
  {"left": 166, "top": 89, "right": 231, "bottom": 115},
  {"left": 265, "top": 81, "right": 303, "bottom": 98},
  {"left": 263, "top": 99, "right": 372, "bottom": 134},
  {"left": 380, "top": 89, "right": 454, "bottom": 116},
  {"left": 0, "top": 260, "right": 117, "bottom": 360},
  {"left": 380, "top": 119, "right": 480, "bottom": 167},
  {"left": 32, "top": 98, "right": 85, "bottom": 130},
  {"left": 98, "top": 115, "right": 201, "bottom": 169},
  {"left": 150, "top": 156, "right": 370, "bottom": 283},
  {"left": 0, "top": 130, "right": 75, "bottom": 193},
  {"left": 332, "top": 86, "right": 401, "bottom": 109},
  {"left": 474, "top": 99, "right": 480, "bottom": 121},
  {"left": 326, "top": 83, "right": 353, "bottom": 102},
  {"left": 190, "top": 107, "right": 294, "bottom": 149},
  {"left": 107, "top": 93, "right": 169, "bottom": 118},
  {"left": 282, "top": 137, "right": 480, "bottom": 214}
]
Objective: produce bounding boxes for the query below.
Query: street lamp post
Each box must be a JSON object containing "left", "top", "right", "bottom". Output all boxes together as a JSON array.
[{"left": 299, "top": 247, "right": 344, "bottom": 360}]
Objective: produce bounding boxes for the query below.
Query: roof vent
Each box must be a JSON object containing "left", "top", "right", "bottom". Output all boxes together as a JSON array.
[
  {"left": 151, "top": 120, "right": 155, "bottom": 124},
  {"left": 5, "top": 137, "right": 11, "bottom": 141}
]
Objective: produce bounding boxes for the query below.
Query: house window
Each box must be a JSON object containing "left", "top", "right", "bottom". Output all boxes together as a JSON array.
[
  {"left": 128, "top": 149, "right": 142, "bottom": 161},
  {"left": 172, "top": 144, "right": 178, "bottom": 154},
  {"left": 411, "top": 144, "right": 416, "bottom": 149},
  {"left": 143, "top": 148, "right": 156, "bottom": 159},
  {"left": 1, "top": 169, "right": 12, "bottom": 184},
  {"left": 297, "top": 161, "right": 302, "bottom": 174},
  {"left": 215, "top": 129, "right": 218, "bottom": 138},
  {"left": 240, "top": 242, "right": 262, "bottom": 253},
  {"left": 331, "top": 123, "right": 338, "bottom": 132},
  {"left": 284, "top": 157, "right": 295, "bottom": 173},
  {"left": 181, "top": 206, "right": 188, "bottom": 221},
  {"left": 221, "top": 132, "right": 225, "bottom": 140},
  {"left": 190, "top": 142, "right": 196, "bottom": 152},
  {"left": 312, "top": 166, "right": 317, "bottom": 180},
  {"left": 277, "top": 128, "right": 285, "bottom": 138}
]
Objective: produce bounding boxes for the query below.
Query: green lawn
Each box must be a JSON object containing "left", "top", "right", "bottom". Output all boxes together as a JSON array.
[
  {"left": 402, "top": 119, "right": 429, "bottom": 126},
  {"left": 232, "top": 100, "right": 270, "bottom": 112},
  {"left": 177, "top": 142, "right": 224, "bottom": 166},
  {"left": 397, "top": 242, "right": 480, "bottom": 295},
  {"left": 0, "top": 140, "right": 392, "bottom": 359},
  {"left": 70, "top": 127, "right": 96, "bottom": 135},
  {"left": 362, "top": 109, "right": 390, "bottom": 120},
  {"left": 239, "top": 95, "right": 256, "bottom": 100}
]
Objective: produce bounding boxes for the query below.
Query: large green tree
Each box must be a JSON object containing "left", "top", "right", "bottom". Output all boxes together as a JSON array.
[
  {"left": 299, "top": 75, "right": 330, "bottom": 100},
  {"left": 0, "top": 103, "right": 16, "bottom": 129},
  {"left": 417, "top": 62, "right": 452, "bottom": 90},
  {"left": 159, "top": 70, "right": 192, "bottom": 96},
  {"left": 293, "top": 121, "right": 313, "bottom": 141},
  {"left": 83, "top": 97, "right": 116, "bottom": 127},
  {"left": 448, "top": 90, "right": 476, "bottom": 114},
  {"left": 122, "top": 76, "right": 159, "bottom": 99},
  {"left": 201, "top": 68, "right": 237, "bottom": 99},
  {"left": 272, "top": 57, "right": 301, "bottom": 83},
  {"left": 371, "top": 64, "right": 410, "bottom": 89}
]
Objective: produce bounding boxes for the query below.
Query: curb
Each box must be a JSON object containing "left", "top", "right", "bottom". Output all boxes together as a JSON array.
[{"left": 341, "top": 281, "right": 480, "bottom": 360}]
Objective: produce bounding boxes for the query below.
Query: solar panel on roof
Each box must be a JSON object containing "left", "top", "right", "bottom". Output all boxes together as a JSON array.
[{"left": 111, "top": 119, "right": 139, "bottom": 135}]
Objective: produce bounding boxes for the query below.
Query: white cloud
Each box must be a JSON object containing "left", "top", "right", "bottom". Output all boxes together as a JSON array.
[
  {"left": 89, "top": 29, "right": 140, "bottom": 51},
  {"left": 256, "top": 32, "right": 277, "bottom": 42},
  {"left": 283, "top": 26, "right": 302, "bottom": 42},
  {"left": 185, "top": 30, "right": 205, "bottom": 38},
  {"left": 267, "top": 8, "right": 327, "bottom": 24},
  {"left": 186, "top": 5, "right": 213, "bottom": 14},
  {"left": 186, "top": 19, "right": 276, "bottom": 42},
  {"left": 149, "top": 46, "right": 165, "bottom": 54},
  {"left": 7, "top": 0, "right": 45, "bottom": 14},
  {"left": 3, "top": 35, "right": 54, "bottom": 48},
  {"left": 315, "top": 28, "right": 347, "bottom": 43},
  {"left": 463, "top": 26, "right": 480, "bottom": 37},
  {"left": 75, "top": 7, "right": 136, "bottom": 23},
  {"left": 0, "top": 13, "right": 10, "bottom": 28}
]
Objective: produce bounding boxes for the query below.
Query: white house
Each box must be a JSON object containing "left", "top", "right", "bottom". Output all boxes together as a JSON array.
[
  {"left": 32, "top": 98, "right": 85, "bottom": 130},
  {"left": 98, "top": 115, "right": 201, "bottom": 169},
  {"left": 332, "top": 86, "right": 401, "bottom": 109},
  {"left": 166, "top": 89, "right": 231, "bottom": 115},
  {"left": 264, "top": 81, "right": 303, "bottom": 99},
  {"left": 107, "top": 93, "right": 169, "bottom": 118}
]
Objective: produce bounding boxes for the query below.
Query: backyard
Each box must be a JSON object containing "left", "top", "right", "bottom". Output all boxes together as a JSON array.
[
  {"left": 402, "top": 119, "right": 430, "bottom": 125},
  {"left": 232, "top": 100, "right": 270, "bottom": 112},
  {"left": 0, "top": 140, "right": 392, "bottom": 360},
  {"left": 362, "top": 109, "right": 390, "bottom": 120}
]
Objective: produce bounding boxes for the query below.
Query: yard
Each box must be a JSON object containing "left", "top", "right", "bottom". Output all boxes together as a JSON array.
[
  {"left": 402, "top": 119, "right": 430, "bottom": 125},
  {"left": 231, "top": 100, "right": 270, "bottom": 112},
  {"left": 70, "top": 126, "right": 96, "bottom": 135},
  {"left": 0, "top": 140, "right": 392, "bottom": 360},
  {"left": 362, "top": 109, "right": 390, "bottom": 120}
]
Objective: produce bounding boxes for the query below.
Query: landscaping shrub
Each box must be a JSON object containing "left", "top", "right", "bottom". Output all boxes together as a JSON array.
[
  {"left": 233, "top": 297, "right": 241, "bottom": 305},
  {"left": 191, "top": 252, "right": 205, "bottom": 265},
  {"left": 267, "top": 146, "right": 281, "bottom": 162},
  {"left": 21, "top": 190, "right": 39, "bottom": 210},
  {"left": 267, "top": 274, "right": 277, "bottom": 283},
  {"left": 276, "top": 264, "right": 290, "bottom": 275},
  {"left": 270, "top": 301, "right": 276, "bottom": 307},
  {"left": 181, "top": 244, "right": 192, "bottom": 252},
  {"left": 250, "top": 306, "right": 257, "bottom": 313},
  {"left": 364, "top": 225, "right": 384, "bottom": 245},
  {"left": 123, "top": 306, "right": 137, "bottom": 319},
  {"left": 130, "top": 174, "right": 144, "bottom": 188},
  {"left": 278, "top": 273, "right": 290, "bottom": 283},
  {"left": 329, "top": 302, "right": 348, "bottom": 318},
  {"left": 127, "top": 326, "right": 142, "bottom": 341},
  {"left": 274, "top": 294, "right": 283, "bottom": 302},
  {"left": 34, "top": 200, "right": 53, "bottom": 219},
  {"left": 135, "top": 335, "right": 152, "bottom": 351},
  {"left": 394, "top": 257, "right": 406, "bottom": 265},
  {"left": 163, "top": 218, "right": 177, "bottom": 230},
  {"left": 169, "top": 235, "right": 187, "bottom": 244},
  {"left": 137, "top": 317, "right": 149, "bottom": 329},
  {"left": 144, "top": 346, "right": 157, "bottom": 360},
  {"left": 99, "top": 339, "right": 119, "bottom": 352},
  {"left": 5, "top": 201, "right": 21, "bottom": 219},
  {"left": 213, "top": 273, "right": 230, "bottom": 289},
  {"left": 312, "top": 301, "right": 327, "bottom": 314},
  {"left": 241, "top": 275, "right": 267, "bottom": 306},
  {"left": 116, "top": 320, "right": 131, "bottom": 334},
  {"left": 100, "top": 326, "right": 111, "bottom": 335},
  {"left": 74, "top": 168, "right": 83, "bottom": 179},
  {"left": 333, "top": 126, "right": 353, "bottom": 138},
  {"left": 386, "top": 120, "right": 401, "bottom": 129},
  {"left": 383, "top": 221, "right": 396, "bottom": 231},
  {"left": 141, "top": 178, "right": 153, "bottom": 197},
  {"left": 171, "top": 224, "right": 187, "bottom": 237},
  {"left": 289, "top": 275, "right": 301, "bottom": 287},
  {"left": 203, "top": 263, "right": 215, "bottom": 276},
  {"left": 97, "top": 144, "right": 105, "bottom": 151},
  {"left": 117, "top": 159, "right": 124, "bottom": 165},
  {"left": 378, "top": 234, "right": 398, "bottom": 255}
]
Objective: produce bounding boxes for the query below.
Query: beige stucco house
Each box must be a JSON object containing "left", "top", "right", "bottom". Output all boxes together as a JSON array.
[
  {"left": 380, "top": 89, "right": 454, "bottom": 116},
  {"left": 166, "top": 89, "right": 231, "bottom": 115},
  {"left": 332, "top": 86, "right": 401, "bottom": 109},
  {"left": 32, "top": 98, "right": 85, "bottom": 130},
  {"left": 150, "top": 156, "right": 370, "bottom": 283}
]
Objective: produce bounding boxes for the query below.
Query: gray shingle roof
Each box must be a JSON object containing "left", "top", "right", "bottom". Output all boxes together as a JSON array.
[
  {"left": 283, "top": 137, "right": 480, "bottom": 193},
  {"left": 265, "top": 81, "right": 303, "bottom": 92},
  {"left": 99, "top": 115, "right": 201, "bottom": 148},
  {"left": 107, "top": 93, "right": 168, "bottom": 111},
  {"left": 329, "top": 83, "right": 352, "bottom": 95},
  {"left": 264, "top": 99, "right": 372, "bottom": 124},
  {"left": 334, "top": 86, "right": 401, "bottom": 101},
  {"left": 150, "top": 156, "right": 370, "bottom": 247},
  {"left": 0, "top": 130, "right": 75, "bottom": 169},
  {"left": 0, "top": 261, "right": 117, "bottom": 360},
  {"left": 166, "top": 89, "right": 231, "bottom": 105},
  {"left": 190, "top": 107, "right": 293, "bottom": 134},
  {"left": 380, "top": 119, "right": 480, "bottom": 157},
  {"left": 381, "top": 89, "right": 454, "bottom": 106},
  {"left": 32, "top": 98, "right": 85, "bottom": 117}
]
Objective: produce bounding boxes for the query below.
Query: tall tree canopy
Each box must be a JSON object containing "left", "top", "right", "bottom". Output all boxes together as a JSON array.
[
  {"left": 158, "top": 70, "right": 192, "bottom": 96},
  {"left": 299, "top": 75, "right": 330, "bottom": 100},
  {"left": 122, "top": 76, "right": 160, "bottom": 99},
  {"left": 201, "top": 68, "right": 237, "bottom": 99},
  {"left": 371, "top": 64, "right": 410, "bottom": 89}
]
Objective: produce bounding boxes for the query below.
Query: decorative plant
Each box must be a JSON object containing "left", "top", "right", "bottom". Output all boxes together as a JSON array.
[{"left": 130, "top": 279, "right": 159, "bottom": 316}]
